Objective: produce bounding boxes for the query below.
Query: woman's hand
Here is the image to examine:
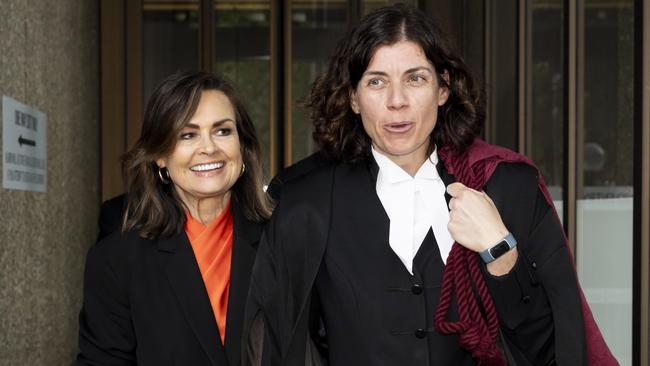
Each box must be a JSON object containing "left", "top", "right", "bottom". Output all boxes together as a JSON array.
[{"left": 447, "top": 182, "right": 516, "bottom": 276}]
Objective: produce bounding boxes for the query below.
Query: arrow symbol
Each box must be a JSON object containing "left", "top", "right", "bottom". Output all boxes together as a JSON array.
[{"left": 18, "top": 135, "right": 36, "bottom": 147}]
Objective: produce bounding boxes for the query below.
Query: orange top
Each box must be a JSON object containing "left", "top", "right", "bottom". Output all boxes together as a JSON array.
[{"left": 184, "top": 201, "right": 234, "bottom": 344}]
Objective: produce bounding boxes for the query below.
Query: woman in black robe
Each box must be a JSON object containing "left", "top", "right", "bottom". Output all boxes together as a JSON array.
[{"left": 243, "top": 4, "right": 616, "bottom": 366}]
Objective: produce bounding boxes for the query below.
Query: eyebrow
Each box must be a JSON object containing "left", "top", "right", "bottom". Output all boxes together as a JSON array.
[
  {"left": 362, "top": 66, "right": 434, "bottom": 77},
  {"left": 183, "top": 118, "right": 235, "bottom": 129}
]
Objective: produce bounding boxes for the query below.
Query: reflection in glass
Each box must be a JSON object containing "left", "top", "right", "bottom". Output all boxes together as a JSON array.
[
  {"left": 487, "top": 0, "right": 518, "bottom": 150},
  {"left": 143, "top": 0, "right": 200, "bottom": 105},
  {"left": 290, "top": 1, "right": 348, "bottom": 163},
  {"left": 530, "top": 0, "right": 564, "bottom": 205},
  {"left": 214, "top": 1, "right": 271, "bottom": 179},
  {"left": 576, "top": 1, "right": 634, "bottom": 364},
  {"left": 361, "top": 0, "right": 417, "bottom": 16}
]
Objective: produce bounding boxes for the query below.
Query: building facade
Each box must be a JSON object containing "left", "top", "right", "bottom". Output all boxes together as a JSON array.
[
  {"left": 0, "top": 0, "right": 648, "bottom": 364},
  {"left": 101, "top": 1, "right": 649, "bottom": 364}
]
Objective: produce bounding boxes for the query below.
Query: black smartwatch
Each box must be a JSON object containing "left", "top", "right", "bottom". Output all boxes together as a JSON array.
[{"left": 479, "top": 233, "right": 517, "bottom": 263}]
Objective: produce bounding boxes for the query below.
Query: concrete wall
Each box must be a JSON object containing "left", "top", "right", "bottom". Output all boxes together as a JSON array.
[{"left": 0, "top": 1, "right": 99, "bottom": 365}]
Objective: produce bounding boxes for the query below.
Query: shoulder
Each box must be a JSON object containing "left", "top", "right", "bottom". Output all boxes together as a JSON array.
[
  {"left": 232, "top": 200, "right": 265, "bottom": 244},
  {"left": 279, "top": 160, "right": 336, "bottom": 203},
  {"left": 266, "top": 163, "right": 337, "bottom": 243},
  {"left": 279, "top": 151, "right": 333, "bottom": 182},
  {"left": 93, "top": 229, "right": 147, "bottom": 253},
  {"left": 85, "top": 230, "right": 153, "bottom": 282},
  {"left": 483, "top": 162, "right": 555, "bottom": 244},
  {"left": 486, "top": 162, "right": 539, "bottom": 190},
  {"left": 267, "top": 151, "right": 334, "bottom": 200},
  {"left": 484, "top": 162, "right": 541, "bottom": 206},
  {"left": 100, "top": 194, "right": 126, "bottom": 216}
]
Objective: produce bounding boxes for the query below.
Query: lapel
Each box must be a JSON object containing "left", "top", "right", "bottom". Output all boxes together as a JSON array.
[
  {"left": 282, "top": 165, "right": 336, "bottom": 357},
  {"left": 158, "top": 232, "right": 228, "bottom": 366},
  {"left": 224, "top": 202, "right": 263, "bottom": 366}
]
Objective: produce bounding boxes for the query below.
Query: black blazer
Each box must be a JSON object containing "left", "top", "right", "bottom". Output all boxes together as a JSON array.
[{"left": 78, "top": 202, "right": 263, "bottom": 366}]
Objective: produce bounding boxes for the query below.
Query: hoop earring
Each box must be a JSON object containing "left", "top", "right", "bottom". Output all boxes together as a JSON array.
[
  {"left": 158, "top": 167, "right": 171, "bottom": 184},
  {"left": 240, "top": 163, "right": 246, "bottom": 177}
]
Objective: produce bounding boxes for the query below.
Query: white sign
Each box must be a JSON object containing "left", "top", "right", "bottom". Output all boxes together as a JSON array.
[{"left": 2, "top": 96, "right": 47, "bottom": 192}]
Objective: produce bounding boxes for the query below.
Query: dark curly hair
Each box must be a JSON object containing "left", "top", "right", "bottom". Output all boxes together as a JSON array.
[
  {"left": 121, "top": 70, "right": 272, "bottom": 239},
  {"left": 306, "top": 3, "right": 484, "bottom": 162}
]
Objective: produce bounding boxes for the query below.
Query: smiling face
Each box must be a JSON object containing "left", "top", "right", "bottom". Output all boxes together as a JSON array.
[
  {"left": 350, "top": 40, "right": 449, "bottom": 174},
  {"left": 156, "top": 89, "right": 242, "bottom": 210}
]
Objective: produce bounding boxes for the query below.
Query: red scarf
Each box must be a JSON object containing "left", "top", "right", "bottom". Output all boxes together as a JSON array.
[{"left": 435, "top": 138, "right": 617, "bottom": 365}]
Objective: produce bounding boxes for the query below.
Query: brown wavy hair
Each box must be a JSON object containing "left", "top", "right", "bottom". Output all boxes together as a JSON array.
[
  {"left": 306, "top": 3, "right": 484, "bottom": 162},
  {"left": 121, "top": 71, "right": 272, "bottom": 239}
]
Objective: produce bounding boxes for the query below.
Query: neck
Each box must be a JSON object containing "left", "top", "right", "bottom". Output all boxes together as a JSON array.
[
  {"left": 182, "top": 192, "right": 231, "bottom": 226},
  {"left": 373, "top": 142, "right": 431, "bottom": 177},
  {"left": 397, "top": 157, "right": 426, "bottom": 177}
]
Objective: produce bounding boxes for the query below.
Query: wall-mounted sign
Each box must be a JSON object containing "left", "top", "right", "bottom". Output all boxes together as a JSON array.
[{"left": 2, "top": 96, "right": 47, "bottom": 192}]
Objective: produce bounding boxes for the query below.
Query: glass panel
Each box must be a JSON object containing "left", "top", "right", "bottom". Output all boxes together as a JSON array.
[
  {"left": 529, "top": 0, "right": 564, "bottom": 210},
  {"left": 214, "top": 0, "right": 271, "bottom": 179},
  {"left": 361, "top": 0, "right": 417, "bottom": 16},
  {"left": 576, "top": 1, "right": 634, "bottom": 365},
  {"left": 143, "top": 0, "right": 200, "bottom": 105},
  {"left": 461, "top": 1, "right": 485, "bottom": 85},
  {"left": 290, "top": 0, "right": 348, "bottom": 163},
  {"left": 487, "top": 0, "right": 518, "bottom": 150}
]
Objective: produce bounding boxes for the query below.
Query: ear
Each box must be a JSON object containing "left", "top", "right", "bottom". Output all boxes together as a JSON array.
[
  {"left": 437, "top": 70, "right": 450, "bottom": 106},
  {"left": 350, "top": 90, "right": 360, "bottom": 114},
  {"left": 155, "top": 158, "right": 166, "bottom": 169}
]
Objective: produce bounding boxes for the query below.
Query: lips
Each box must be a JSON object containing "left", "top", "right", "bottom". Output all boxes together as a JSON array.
[
  {"left": 384, "top": 121, "right": 414, "bottom": 133},
  {"left": 190, "top": 161, "right": 224, "bottom": 172}
]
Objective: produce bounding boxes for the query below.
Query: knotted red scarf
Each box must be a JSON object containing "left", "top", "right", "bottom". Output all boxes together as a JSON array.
[{"left": 435, "top": 138, "right": 617, "bottom": 365}]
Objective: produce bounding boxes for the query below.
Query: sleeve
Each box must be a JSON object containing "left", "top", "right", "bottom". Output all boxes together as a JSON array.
[
  {"left": 77, "top": 239, "right": 136, "bottom": 366},
  {"left": 243, "top": 209, "right": 282, "bottom": 366},
  {"left": 243, "top": 191, "right": 330, "bottom": 366},
  {"left": 480, "top": 163, "right": 586, "bottom": 366}
]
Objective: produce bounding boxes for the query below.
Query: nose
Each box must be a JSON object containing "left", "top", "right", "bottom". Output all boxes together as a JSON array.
[
  {"left": 386, "top": 84, "right": 408, "bottom": 110},
  {"left": 199, "top": 133, "right": 218, "bottom": 155}
]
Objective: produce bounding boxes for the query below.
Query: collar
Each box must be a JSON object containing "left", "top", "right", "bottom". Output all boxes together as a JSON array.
[
  {"left": 371, "top": 146, "right": 442, "bottom": 185},
  {"left": 371, "top": 145, "right": 452, "bottom": 272}
]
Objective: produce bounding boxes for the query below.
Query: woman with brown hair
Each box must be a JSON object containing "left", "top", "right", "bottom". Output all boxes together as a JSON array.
[
  {"left": 78, "top": 70, "right": 272, "bottom": 365},
  {"left": 244, "top": 4, "right": 616, "bottom": 366}
]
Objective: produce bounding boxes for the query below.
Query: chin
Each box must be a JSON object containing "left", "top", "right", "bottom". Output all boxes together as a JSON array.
[
  {"left": 385, "top": 145, "right": 417, "bottom": 156},
  {"left": 192, "top": 185, "right": 226, "bottom": 196}
]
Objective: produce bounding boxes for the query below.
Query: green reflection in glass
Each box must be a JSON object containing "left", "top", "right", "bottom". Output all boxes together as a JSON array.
[
  {"left": 214, "top": 2, "right": 271, "bottom": 179},
  {"left": 217, "top": 60, "right": 271, "bottom": 180},
  {"left": 530, "top": 0, "right": 564, "bottom": 201},
  {"left": 290, "top": 1, "right": 347, "bottom": 163},
  {"left": 142, "top": 2, "right": 200, "bottom": 106},
  {"left": 362, "top": 0, "right": 417, "bottom": 16},
  {"left": 291, "top": 61, "right": 323, "bottom": 162},
  {"left": 582, "top": 1, "right": 634, "bottom": 195}
]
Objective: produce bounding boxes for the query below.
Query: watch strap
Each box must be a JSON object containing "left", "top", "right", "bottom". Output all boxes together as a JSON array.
[{"left": 479, "top": 232, "right": 517, "bottom": 263}]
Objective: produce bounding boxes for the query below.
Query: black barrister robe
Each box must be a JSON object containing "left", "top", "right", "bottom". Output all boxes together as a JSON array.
[
  {"left": 78, "top": 201, "right": 263, "bottom": 366},
  {"left": 243, "top": 157, "right": 587, "bottom": 366}
]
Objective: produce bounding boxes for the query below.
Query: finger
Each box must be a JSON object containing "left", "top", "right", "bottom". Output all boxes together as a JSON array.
[
  {"left": 447, "top": 182, "right": 467, "bottom": 197},
  {"left": 479, "top": 190, "right": 496, "bottom": 205}
]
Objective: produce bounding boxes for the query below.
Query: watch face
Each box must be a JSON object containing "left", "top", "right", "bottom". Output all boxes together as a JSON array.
[{"left": 489, "top": 240, "right": 511, "bottom": 259}]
